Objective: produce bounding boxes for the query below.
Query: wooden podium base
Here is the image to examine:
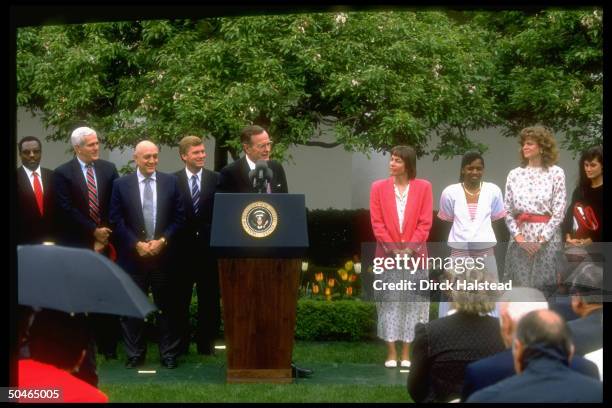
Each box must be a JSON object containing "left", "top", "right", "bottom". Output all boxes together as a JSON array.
[{"left": 219, "top": 258, "right": 300, "bottom": 384}]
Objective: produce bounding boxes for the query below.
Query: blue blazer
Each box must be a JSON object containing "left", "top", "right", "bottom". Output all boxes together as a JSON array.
[
  {"left": 462, "top": 348, "right": 600, "bottom": 401},
  {"left": 53, "top": 158, "right": 118, "bottom": 247},
  {"left": 109, "top": 171, "right": 185, "bottom": 271},
  {"left": 466, "top": 355, "right": 602, "bottom": 403},
  {"left": 568, "top": 308, "right": 603, "bottom": 356}
]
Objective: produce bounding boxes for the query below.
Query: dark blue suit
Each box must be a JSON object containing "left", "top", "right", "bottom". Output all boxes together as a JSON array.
[
  {"left": 109, "top": 171, "right": 185, "bottom": 360},
  {"left": 568, "top": 308, "right": 603, "bottom": 356},
  {"left": 462, "top": 348, "right": 600, "bottom": 401},
  {"left": 173, "top": 168, "right": 220, "bottom": 354},
  {"left": 53, "top": 158, "right": 118, "bottom": 248},
  {"left": 466, "top": 355, "right": 602, "bottom": 402},
  {"left": 53, "top": 157, "right": 118, "bottom": 382}
]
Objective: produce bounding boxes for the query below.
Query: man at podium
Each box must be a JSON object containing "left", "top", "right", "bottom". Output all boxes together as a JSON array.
[
  {"left": 218, "top": 125, "right": 288, "bottom": 194},
  {"left": 217, "top": 125, "right": 312, "bottom": 378}
]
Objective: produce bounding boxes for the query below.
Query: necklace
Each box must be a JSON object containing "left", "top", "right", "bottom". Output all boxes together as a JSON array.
[{"left": 462, "top": 182, "right": 482, "bottom": 196}]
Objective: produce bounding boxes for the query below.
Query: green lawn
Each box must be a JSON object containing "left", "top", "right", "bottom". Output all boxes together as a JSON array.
[{"left": 97, "top": 340, "right": 413, "bottom": 403}]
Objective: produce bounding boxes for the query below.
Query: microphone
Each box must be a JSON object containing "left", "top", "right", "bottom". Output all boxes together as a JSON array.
[{"left": 249, "top": 160, "right": 274, "bottom": 193}]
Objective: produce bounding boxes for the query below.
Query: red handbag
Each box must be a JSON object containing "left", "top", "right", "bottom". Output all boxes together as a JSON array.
[{"left": 572, "top": 201, "right": 599, "bottom": 239}]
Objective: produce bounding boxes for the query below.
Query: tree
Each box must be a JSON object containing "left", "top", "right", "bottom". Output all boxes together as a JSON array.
[
  {"left": 17, "top": 9, "right": 602, "bottom": 168},
  {"left": 468, "top": 9, "right": 603, "bottom": 155}
]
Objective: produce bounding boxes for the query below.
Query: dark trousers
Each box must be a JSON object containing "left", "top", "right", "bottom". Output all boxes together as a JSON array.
[
  {"left": 120, "top": 259, "right": 180, "bottom": 360},
  {"left": 174, "top": 254, "right": 220, "bottom": 353},
  {"left": 91, "top": 314, "right": 119, "bottom": 356}
]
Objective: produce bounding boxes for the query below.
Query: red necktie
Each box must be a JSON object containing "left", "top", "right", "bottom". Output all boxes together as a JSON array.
[
  {"left": 86, "top": 164, "right": 100, "bottom": 225},
  {"left": 32, "top": 171, "right": 44, "bottom": 216}
]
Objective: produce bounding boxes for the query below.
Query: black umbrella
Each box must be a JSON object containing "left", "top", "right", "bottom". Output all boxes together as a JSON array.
[{"left": 18, "top": 245, "right": 156, "bottom": 318}]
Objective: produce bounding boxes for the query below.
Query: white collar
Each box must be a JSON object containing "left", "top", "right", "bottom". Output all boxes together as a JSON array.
[
  {"left": 245, "top": 155, "right": 257, "bottom": 170},
  {"left": 137, "top": 168, "right": 156, "bottom": 182},
  {"left": 23, "top": 165, "right": 42, "bottom": 178},
  {"left": 185, "top": 167, "right": 202, "bottom": 180}
]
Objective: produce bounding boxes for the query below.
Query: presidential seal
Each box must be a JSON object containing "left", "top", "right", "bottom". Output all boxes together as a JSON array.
[{"left": 241, "top": 201, "right": 278, "bottom": 238}]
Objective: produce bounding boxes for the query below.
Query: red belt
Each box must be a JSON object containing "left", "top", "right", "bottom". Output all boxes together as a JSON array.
[{"left": 516, "top": 213, "right": 551, "bottom": 227}]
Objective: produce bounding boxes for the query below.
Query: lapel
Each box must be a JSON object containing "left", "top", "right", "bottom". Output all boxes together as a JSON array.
[
  {"left": 71, "top": 158, "right": 88, "bottom": 200},
  {"left": 93, "top": 161, "right": 106, "bottom": 205},
  {"left": 240, "top": 157, "right": 252, "bottom": 191},
  {"left": 384, "top": 178, "right": 401, "bottom": 236},
  {"left": 17, "top": 166, "right": 33, "bottom": 196},
  {"left": 402, "top": 179, "right": 419, "bottom": 236},
  {"left": 155, "top": 173, "right": 167, "bottom": 236},
  {"left": 128, "top": 173, "right": 145, "bottom": 230},
  {"left": 177, "top": 170, "right": 194, "bottom": 218}
]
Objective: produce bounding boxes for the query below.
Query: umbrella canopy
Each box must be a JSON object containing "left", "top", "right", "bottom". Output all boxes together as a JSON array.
[{"left": 18, "top": 245, "right": 156, "bottom": 318}]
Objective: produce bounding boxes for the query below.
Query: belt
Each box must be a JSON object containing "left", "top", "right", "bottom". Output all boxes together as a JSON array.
[{"left": 516, "top": 213, "right": 551, "bottom": 227}]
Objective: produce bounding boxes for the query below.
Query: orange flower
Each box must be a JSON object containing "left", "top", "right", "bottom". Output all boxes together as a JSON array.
[
  {"left": 324, "top": 287, "right": 331, "bottom": 296},
  {"left": 312, "top": 284, "right": 320, "bottom": 294},
  {"left": 327, "top": 278, "right": 335, "bottom": 288},
  {"left": 349, "top": 274, "right": 357, "bottom": 282},
  {"left": 340, "top": 271, "right": 348, "bottom": 281},
  {"left": 346, "top": 287, "right": 353, "bottom": 296},
  {"left": 315, "top": 272, "right": 324, "bottom": 282}
]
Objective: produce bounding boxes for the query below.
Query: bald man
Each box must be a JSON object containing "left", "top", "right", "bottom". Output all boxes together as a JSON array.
[
  {"left": 109, "top": 140, "right": 185, "bottom": 369},
  {"left": 462, "top": 287, "right": 599, "bottom": 401},
  {"left": 467, "top": 309, "right": 602, "bottom": 402}
]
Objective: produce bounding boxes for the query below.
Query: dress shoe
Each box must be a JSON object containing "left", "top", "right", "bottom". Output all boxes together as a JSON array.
[
  {"left": 161, "top": 357, "right": 178, "bottom": 369},
  {"left": 125, "top": 357, "right": 145, "bottom": 369},
  {"left": 291, "top": 362, "right": 313, "bottom": 378}
]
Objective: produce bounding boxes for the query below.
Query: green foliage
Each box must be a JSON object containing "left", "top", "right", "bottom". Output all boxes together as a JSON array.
[
  {"left": 468, "top": 9, "right": 603, "bottom": 154},
  {"left": 17, "top": 9, "right": 602, "bottom": 163},
  {"left": 294, "top": 299, "right": 376, "bottom": 341}
]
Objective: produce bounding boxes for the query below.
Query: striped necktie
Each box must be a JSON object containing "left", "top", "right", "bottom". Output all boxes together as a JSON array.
[
  {"left": 86, "top": 163, "right": 100, "bottom": 225},
  {"left": 191, "top": 174, "right": 200, "bottom": 215},
  {"left": 143, "top": 177, "right": 155, "bottom": 240}
]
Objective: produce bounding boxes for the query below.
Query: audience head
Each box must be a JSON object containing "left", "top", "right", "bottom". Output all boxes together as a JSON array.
[
  {"left": 518, "top": 126, "right": 559, "bottom": 168},
  {"left": 389, "top": 145, "right": 417, "bottom": 180},
  {"left": 445, "top": 264, "right": 496, "bottom": 315},
  {"left": 512, "top": 309, "right": 573, "bottom": 373},
  {"left": 497, "top": 287, "right": 549, "bottom": 348},
  {"left": 71, "top": 127, "right": 99, "bottom": 164},
  {"left": 569, "top": 262, "right": 603, "bottom": 315},
  {"left": 24, "top": 309, "right": 91, "bottom": 374},
  {"left": 18, "top": 136, "right": 43, "bottom": 171}
]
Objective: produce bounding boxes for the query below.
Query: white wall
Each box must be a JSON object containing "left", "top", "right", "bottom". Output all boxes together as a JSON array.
[{"left": 17, "top": 108, "right": 579, "bottom": 210}]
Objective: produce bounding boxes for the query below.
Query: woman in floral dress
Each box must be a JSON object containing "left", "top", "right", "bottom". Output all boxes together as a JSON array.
[{"left": 503, "top": 126, "right": 566, "bottom": 295}]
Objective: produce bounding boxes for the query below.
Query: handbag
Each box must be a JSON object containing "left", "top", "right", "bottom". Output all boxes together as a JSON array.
[{"left": 572, "top": 201, "right": 599, "bottom": 239}]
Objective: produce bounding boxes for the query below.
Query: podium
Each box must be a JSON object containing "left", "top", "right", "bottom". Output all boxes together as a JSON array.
[{"left": 210, "top": 193, "right": 308, "bottom": 383}]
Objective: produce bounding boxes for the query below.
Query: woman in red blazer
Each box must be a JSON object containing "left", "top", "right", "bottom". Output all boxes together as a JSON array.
[{"left": 370, "top": 145, "right": 433, "bottom": 368}]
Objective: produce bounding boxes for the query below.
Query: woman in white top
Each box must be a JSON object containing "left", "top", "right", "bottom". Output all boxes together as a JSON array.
[
  {"left": 437, "top": 152, "right": 506, "bottom": 317},
  {"left": 503, "top": 126, "right": 566, "bottom": 295}
]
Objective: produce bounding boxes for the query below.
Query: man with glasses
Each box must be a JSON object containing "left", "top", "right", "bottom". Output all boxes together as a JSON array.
[
  {"left": 218, "top": 125, "right": 313, "bottom": 378},
  {"left": 218, "top": 125, "right": 288, "bottom": 193}
]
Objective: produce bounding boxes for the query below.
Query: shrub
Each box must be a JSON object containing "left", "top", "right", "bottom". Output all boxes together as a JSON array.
[{"left": 294, "top": 299, "right": 377, "bottom": 341}]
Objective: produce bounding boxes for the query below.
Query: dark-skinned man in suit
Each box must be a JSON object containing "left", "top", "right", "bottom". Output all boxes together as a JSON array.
[{"left": 16, "top": 136, "right": 55, "bottom": 244}]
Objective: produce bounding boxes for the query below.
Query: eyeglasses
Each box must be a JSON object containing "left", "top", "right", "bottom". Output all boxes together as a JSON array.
[{"left": 253, "top": 141, "right": 273, "bottom": 149}]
